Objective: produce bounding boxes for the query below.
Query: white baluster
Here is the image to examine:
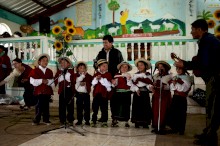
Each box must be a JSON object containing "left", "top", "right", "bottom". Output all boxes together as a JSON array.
[
  {"left": 24, "top": 42, "right": 28, "bottom": 60},
  {"left": 138, "top": 42, "right": 141, "bottom": 59},
  {"left": 158, "top": 42, "right": 161, "bottom": 60},
  {"left": 144, "top": 43, "right": 148, "bottom": 60},
  {"left": 131, "top": 43, "right": 134, "bottom": 61},
  {"left": 179, "top": 41, "right": 183, "bottom": 60},
  {"left": 165, "top": 42, "right": 168, "bottom": 61},
  {"left": 29, "top": 42, "right": 33, "bottom": 60}
]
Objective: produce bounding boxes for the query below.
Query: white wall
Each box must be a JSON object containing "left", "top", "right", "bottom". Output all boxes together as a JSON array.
[{"left": 0, "top": 17, "right": 25, "bottom": 36}]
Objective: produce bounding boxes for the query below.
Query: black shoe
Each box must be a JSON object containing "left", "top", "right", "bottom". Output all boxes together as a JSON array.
[
  {"left": 135, "top": 123, "right": 139, "bottom": 128},
  {"left": 98, "top": 118, "right": 103, "bottom": 122},
  {"left": 194, "top": 133, "right": 206, "bottom": 139},
  {"left": 143, "top": 124, "right": 149, "bottom": 129},
  {"left": 85, "top": 121, "right": 90, "bottom": 125},
  {"left": 193, "top": 139, "right": 207, "bottom": 145},
  {"left": 125, "top": 122, "right": 130, "bottom": 127},
  {"left": 75, "top": 121, "right": 82, "bottom": 125}
]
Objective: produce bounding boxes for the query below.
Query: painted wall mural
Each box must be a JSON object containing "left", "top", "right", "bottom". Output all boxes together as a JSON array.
[
  {"left": 30, "top": 0, "right": 186, "bottom": 39},
  {"left": 197, "top": 0, "right": 220, "bottom": 37}
]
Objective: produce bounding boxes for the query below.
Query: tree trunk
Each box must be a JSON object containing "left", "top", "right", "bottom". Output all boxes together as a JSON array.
[{"left": 112, "top": 10, "right": 115, "bottom": 24}]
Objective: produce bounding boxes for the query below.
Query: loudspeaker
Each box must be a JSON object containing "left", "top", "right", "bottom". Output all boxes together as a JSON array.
[{"left": 39, "top": 16, "right": 50, "bottom": 33}]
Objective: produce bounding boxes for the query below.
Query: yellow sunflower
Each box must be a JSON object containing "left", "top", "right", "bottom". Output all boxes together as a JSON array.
[
  {"left": 215, "top": 33, "right": 220, "bottom": 40},
  {"left": 215, "top": 25, "right": 220, "bottom": 34},
  {"left": 214, "top": 9, "right": 220, "bottom": 20},
  {"left": 52, "top": 26, "right": 62, "bottom": 35},
  {"left": 64, "top": 18, "right": 74, "bottom": 27},
  {"left": 66, "top": 27, "right": 76, "bottom": 35},
  {"left": 207, "top": 19, "right": 216, "bottom": 28},
  {"left": 54, "top": 41, "right": 63, "bottom": 51},
  {"left": 64, "top": 34, "right": 72, "bottom": 43}
]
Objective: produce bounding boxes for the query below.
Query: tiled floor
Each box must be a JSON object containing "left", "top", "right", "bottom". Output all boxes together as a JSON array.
[{"left": 19, "top": 122, "right": 156, "bottom": 146}]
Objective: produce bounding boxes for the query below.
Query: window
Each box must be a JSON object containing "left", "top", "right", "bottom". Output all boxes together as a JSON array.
[{"left": 0, "top": 23, "right": 12, "bottom": 35}]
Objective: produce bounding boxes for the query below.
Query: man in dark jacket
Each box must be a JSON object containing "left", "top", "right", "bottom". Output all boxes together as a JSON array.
[
  {"left": 175, "top": 19, "right": 220, "bottom": 146},
  {"left": 93, "top": 35, "right": 124, "bottom": 123},
  {"left": 94, "top": 35, "right": 124, "bottom": 77}
]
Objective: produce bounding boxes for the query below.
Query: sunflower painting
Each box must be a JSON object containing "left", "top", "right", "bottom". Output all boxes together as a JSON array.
[
  {"left": 214, "top": 9, "right": 220, "bottom": 21},
  {"left": 207, "top": 19, "right": 216, "bottom": 29},
  {"left": 52, "top": 18, "right": 76, "bottom": 57}
]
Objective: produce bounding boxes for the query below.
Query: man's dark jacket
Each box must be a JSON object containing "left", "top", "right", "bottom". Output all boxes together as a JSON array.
[{"left": 94, "top": 47, "right": 124, "bottom": 77}]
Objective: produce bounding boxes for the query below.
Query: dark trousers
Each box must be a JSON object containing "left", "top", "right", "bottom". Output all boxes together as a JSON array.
[
  {"left": 59, "top": 87, "right": 74, "bottom": 123},
  {"left": 34, "top": 94, "right": 50, "bottom": 123},
  {"left": 23, "top": 89, "right": 36, "bottom": 107},
  {"left": 92, "top": 94, "right": 108, "bottom": 123},
  {"left": 111, "top": 91, "right": 131, "bottom": 121},
  {"left": 76, "top": 92, "right": 90, "bottom": 122},
  {"left": 168, "top": 95, "right": 187, "bottom": 133},
  {"left": 0, "top": 84, "right": 5, "bottom": 94},
  {"left": 199, "top": 75, "right": 220, "bottom": 146}
]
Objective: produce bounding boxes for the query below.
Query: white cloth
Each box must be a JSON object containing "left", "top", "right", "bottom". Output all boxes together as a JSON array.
[
  {"left": 130, "top": 73, "right": 152, "bottom": 92},
  {"left": 75, "top": 74, "right": 87, "bottom": 93},
  {"left": 4, "top": 69, "right": 21, "bottom": 82},
  {"left": 170, "top": 75, "right": 191, "bottom": 92},
  {"left": 92, "top": 77, "right": 111, "bottom": 92}
]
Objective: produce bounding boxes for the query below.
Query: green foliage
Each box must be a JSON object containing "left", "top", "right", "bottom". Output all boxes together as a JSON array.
[
  {"left": 108, "top": 0, "right": 120, "bottom": 11},
  {"left": 197, "top": 10, "right": 213, "bottom": 20}
]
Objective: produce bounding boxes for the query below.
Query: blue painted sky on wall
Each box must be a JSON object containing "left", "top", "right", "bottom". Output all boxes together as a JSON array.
[{"left": 104, "top": 0, "right": 186, "bottom": 24}]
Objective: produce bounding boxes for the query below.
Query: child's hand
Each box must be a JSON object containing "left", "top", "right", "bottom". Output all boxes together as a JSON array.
[
  {"left": 96, "top": 75, "right": 101, "bottom": 80},
  {"left": 80, "top": 82, "right": 86, "bottom": 86},
  {"left": 42, "top": 79, "right": 48, "bottom": 84},
  {"left": 172, "top": 80, "right": 177, "bottom": 85},
  {"left": 21, "top": 79, "right": 28, "bottom": 83},
  {"left": 111, "top": 79, "right": 117, "bottom": 85},
  {"left": 136, "top": 90, "right": 140, "bottom": 96}
]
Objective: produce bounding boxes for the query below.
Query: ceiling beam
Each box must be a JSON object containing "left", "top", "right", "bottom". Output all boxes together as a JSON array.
[
  {"left": 31, "top": 0, "right": 50, "bottom": 9},
  {"left": 27, "top": 0, "right": 77, "bottom": 24},
  {"left": 0, "top": 5, "right": 26, "bottom": 20}
]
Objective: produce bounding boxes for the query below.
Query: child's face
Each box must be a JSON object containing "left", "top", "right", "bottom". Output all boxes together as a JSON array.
[
  {"left": 120, "top": 64, "right": 129, "bottom": 73},
  {"left": 137, "top": 62, "right": 146, "bottom": 72},
  {"left": 60, "top": 60, "right": 70, "bottom": 69},
  {"left": 158, "top": 64, "right": 165, "bottom": 73},
  {"left": 99, "top": 63, "right": 108, "bottom": 72},
  {"left": 38, "top": 57, "right": 48, "bottom": 68},
  {"left": 176, "top": 67, "right": 183, "bottom": 75},
  {"left": 77, "top": 65, "right": 86, "bottom": 73}
]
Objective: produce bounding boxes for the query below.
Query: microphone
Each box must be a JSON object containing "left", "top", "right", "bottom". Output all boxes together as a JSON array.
[{"left": 62, "top": 68, "right": 68, "bottom": 74}]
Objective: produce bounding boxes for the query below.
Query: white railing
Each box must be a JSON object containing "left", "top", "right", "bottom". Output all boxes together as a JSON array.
[{"left": 0, "top": 36, "right": 198, "bottom": 65}]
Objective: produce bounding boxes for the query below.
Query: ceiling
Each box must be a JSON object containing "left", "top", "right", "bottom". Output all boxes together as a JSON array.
[{"left": 0, "top": 0, "right": 79, "bottom": 24}]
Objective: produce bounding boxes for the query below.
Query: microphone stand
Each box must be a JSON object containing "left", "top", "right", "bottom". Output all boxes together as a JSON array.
[
  {"left": 157, "top": 72, "right": 163, "bottom": 133},
  {"left": 42, "top": 69, "right": 85, "bottom": 136}
]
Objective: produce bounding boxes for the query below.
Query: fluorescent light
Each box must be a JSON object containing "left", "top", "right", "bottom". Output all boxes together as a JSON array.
[{"left": 67, "top": 0, "right": 83, "bottom": 7}]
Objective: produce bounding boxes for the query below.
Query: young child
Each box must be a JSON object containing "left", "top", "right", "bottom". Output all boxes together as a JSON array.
[
  {"left": 54, "top": 57, "right": 75, "bottom": 127},
  {"left": 130, "top": 58, "right": 153, "bottom": 128},
  {"left": 29, "top": 54, "right": 54, "bottom": 125},
  {"left": 168, "top": 67, "right": 191, "bottom": 135},
  {"left": 91, "top": 59, "right": 112, "bottom": 127},
  {"left": 150, "top": 61, "right": 172, "bottom": 134},
  {"left": 111, "top": 61, "right": 132, "bottom": 127},
  {"left": 74, "top": 61, "right": 93, "bottom": 126}
]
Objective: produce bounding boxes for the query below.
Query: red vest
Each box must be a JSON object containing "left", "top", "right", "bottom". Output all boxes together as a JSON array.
[
  {"left": 93, "top": 72, "right": 112, "bottom": 98},
  {"left": 74, "top": 72, "right": 93, "bottom": 93},
  {"left": 29, "top": 67, "right": 53, "bottom": 96},
  {"left": 114, "top": 73, "right": 130, "bottom": 90},
  {"left": 54, "top": 69, "right": 75, "bottom": 94}
]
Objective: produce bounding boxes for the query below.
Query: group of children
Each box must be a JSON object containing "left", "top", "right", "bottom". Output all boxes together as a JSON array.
[{"left": 29, "top": 53, "right": 192, "bottom": 135}]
